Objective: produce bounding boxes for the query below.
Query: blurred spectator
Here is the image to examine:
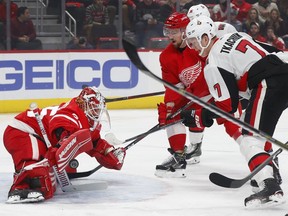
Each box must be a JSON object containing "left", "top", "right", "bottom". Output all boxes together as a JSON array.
[
  {"left": 252, "top": 0, "right": 278, "bottom": 23},
  {"left": 66, "top": 36, "right": 94, "bottom": 49},
  {"left": 11, "top": 7, "right": 42, "bottom": 50},
  {"left": 100, "top": 0, "right": 136, "bottom": 36},
  {"left": 212, "top": 0, "right": 235, "bottom": 22},
  {"left": 265, "top": 25, "right": 285, "bottom": 50},
  {"left": 242, "top": 7, "right": 264, "bottom": 33},
  {"left": 246, "top": 0, "right": 257, "bottom": 3},
  {"left": 0, "top": 0, "right": 18, "bottom": 47},
  {"left": 135, "top": 0, "right": 164, "bottom": 48},
  {"left": 104, "top": 0, "right": 117, "bottom": 25},
  {"left": 181, "top": 0, "right": 201, "bottom": 13},
  {"left": 48, "top": 1, "right": 88, "bottom": 35},
  {"left": 83, "top": 0, "right": 117, "bottom": 47},
  {"left": 0, "top": 0, "right": 18, "bottom": 22},
  {"left": 65, "top": 1, "right": 86, "bottom": 36},
  {"left": 264, "top": 8, "right": 287, "bottom": 37},
  {"left": 277, "top": 0, "right": 288, "bottom": 22},
  {"left": 122, "top": 0, "right": 136, "bottom": 35},
  {"left": 248, "top": 21, "right": 266, "bottom": 42},
  {"left": 159, "top": 0, "right": 176, "bottom": 22},
  {"left": 224, "top": 6, "right": 243, "bottom": 32},
  {"left": 232, "top": 0, "right": 252, "bottom": 22}
]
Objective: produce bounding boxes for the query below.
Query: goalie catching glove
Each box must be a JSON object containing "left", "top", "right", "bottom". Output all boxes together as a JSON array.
[
  {"left": 88, "top": 139, "right": 126, "bottom": 170},
  {"left": 180, "top": 108, "right": 214, "bottom": 128}
]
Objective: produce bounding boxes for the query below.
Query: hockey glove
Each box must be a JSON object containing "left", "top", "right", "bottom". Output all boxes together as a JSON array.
[
  {"left": 157, "top": 102, "right": 178, "bottom": 126},
  {"left": 88, "top": 139, "right": 126, "bottom": 170},
  {"left": 180, "top": 108, "right": 214, "bottom": 128}
]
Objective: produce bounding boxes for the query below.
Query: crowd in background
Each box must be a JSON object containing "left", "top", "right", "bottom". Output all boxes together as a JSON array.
[{"left": 0, "top": 0, "right": 287, "bottom": 50}]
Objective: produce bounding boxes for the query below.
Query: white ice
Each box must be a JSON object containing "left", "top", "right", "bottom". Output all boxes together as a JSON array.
[{"left": 1, "top": 109, "right": 288, "bottom": 216}]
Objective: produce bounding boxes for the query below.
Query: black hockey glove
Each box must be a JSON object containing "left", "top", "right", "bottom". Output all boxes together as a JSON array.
[{"left": 180, "top": 108, "right": 214, "bottom": 128}]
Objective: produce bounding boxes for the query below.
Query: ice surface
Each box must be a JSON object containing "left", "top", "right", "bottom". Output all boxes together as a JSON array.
[{"left": 0, "top": 109, "right": 288, "bottom": 216}]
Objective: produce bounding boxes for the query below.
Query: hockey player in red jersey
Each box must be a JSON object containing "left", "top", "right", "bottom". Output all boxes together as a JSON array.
[
  {"left": 3, "top": 86, "right": 126, "bottom": 203},
  {"left": 156, "top": 12, "right": 206, "bottom": 178},
  {"left": 183, "top": 15, "right": 287, "bottom": 207},
  {"left": 156, "top": 12, "right": 243, "bottom": 178}
]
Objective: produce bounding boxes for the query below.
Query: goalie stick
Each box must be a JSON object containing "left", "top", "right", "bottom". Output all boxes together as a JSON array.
[
  {"left": 121, "top": 38, "right": 287, "bottom": 186},
  {"left": 68, "top": 119, "right": 183, "bottom": 179},
  {"left": 68, "top": 92, "right": 194, "bottom": 179},
  {"left": 30, "top": 103, "right": 107, "bottom": 191}
]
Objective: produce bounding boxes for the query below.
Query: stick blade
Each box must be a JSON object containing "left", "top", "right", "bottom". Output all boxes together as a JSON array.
[
  {"left": 62, "top": 181, "right": 108, "bottom": 192},
  {"left": 122, "top": 39, "right": 149, "bottom": 72},
  {"left": 209, "top": 172, "right": 246, "bottom": 188}
]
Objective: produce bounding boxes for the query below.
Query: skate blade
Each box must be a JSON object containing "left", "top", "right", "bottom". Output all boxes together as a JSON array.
[
  {"left": 6, "top": 194, "right": 45, "bottom": 204},
  {"left": 154, "top": 169, "right": 186, "bottom": 178},
  {"left": 186, "top": 156, "right": 200, "bottom": 165},
  {"left": 245, "top": 193, "right": 285, "bottom": 208}
]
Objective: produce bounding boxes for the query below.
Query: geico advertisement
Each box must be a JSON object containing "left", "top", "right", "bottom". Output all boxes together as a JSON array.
[{"left": 0, "top": 51, "right": 164, "bottom": 100}]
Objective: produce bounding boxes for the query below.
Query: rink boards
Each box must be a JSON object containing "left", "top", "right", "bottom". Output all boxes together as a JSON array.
[{"left": 0, "top": 50, "right": 164, "bottom": 113}]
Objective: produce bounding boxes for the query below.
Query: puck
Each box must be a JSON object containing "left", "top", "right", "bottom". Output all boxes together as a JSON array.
[{"left": 69, "top": 159, "right": 79, "bottom": 169}]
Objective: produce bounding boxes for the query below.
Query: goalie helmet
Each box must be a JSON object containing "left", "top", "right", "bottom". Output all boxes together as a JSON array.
[
  {"left": 76, "top": 86, "right": 106, "bottom": 127},
  {"left": 185, "top": 15, "right": 216, "bottom": 54},
  {"left": 163, "top": 12, "right": 189, "bottom": 36},
  {"left": 187, "top": 4, "right": 210, "bottom": 20}
]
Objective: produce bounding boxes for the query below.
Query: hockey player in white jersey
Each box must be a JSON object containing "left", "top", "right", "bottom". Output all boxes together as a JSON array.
[
  {"left": 182, "top": 15, "right": 288, "bottom": 207},
  {"left": 187, "top": 4, "right": 284, "bottom": 190},
  {"left": 187, "top": 4, "right": 237, "bottom": 38}
]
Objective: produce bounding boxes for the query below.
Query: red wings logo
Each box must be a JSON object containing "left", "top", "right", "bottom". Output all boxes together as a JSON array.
[{"left": 179, "top": 61, "right": 202, "bottom": 87}]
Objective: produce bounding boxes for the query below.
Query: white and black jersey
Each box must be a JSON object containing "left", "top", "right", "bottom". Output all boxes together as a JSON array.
[{"left": 204, "top": 32, "right": 288, "bottom": 136}]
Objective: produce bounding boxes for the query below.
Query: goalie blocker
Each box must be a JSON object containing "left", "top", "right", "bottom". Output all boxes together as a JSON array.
[{"left": 49, "top": 129, "right": 126, "bottom": 172}]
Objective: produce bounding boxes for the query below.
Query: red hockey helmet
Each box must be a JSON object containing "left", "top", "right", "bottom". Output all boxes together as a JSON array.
[
  {"left": 164, "top": 12, "right": 190, "bottom": 30},
  {"left": 76, "top": 86, "right": 106, "bottom": 124}
]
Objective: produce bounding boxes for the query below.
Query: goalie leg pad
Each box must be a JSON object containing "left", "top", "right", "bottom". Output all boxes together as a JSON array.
[
  {"left": 8, "top": 160, "right": 55, "bottom": 202},
  {"left": 55, "top": 129, "right": 93, "bottom": 172}
]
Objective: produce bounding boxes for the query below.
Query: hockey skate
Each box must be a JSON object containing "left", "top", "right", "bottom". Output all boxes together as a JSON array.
[
  {"left": 245, "top": 178, "right": 285, "bottom": 208},
  {"left": 250, "top": 156, "right": 282, "bottom": 193},
  {"left": 6, "top": 189, "right": 44, "bottom": 204},
  {"left": 155, "top": 148, "right": 187, "bottom": 178},
  {"left": 185, "top": 142, "right": 202, "bottom": 164}
]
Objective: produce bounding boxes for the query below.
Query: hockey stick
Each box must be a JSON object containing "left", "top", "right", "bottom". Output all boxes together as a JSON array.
[
  {"left": 122, "top": 38, "right": 287, "bottom": 187},
  {"left": 69, "top": 89, "right": 194, "bottom": 179},
  {"left": 81, "top": 84, "right": 164, "bottom": 103},
  {"left": 209, "top": 148, "right": 283, "bottom": 188},
  {"left": 30, "top": 103, "right": 107, "bottom": 191},
  {"left": 122, "top": 100, "right": 194, "bottom": 143},
  {"left": 105, "top": 91, "right": 165, "bottom": 102},
  {"left": 68, "top": 119, "right": 183, "bottom": 179}
]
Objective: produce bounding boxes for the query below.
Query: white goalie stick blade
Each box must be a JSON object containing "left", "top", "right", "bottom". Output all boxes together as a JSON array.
[
  {"left": 209, "top": 148, "right": 283, "bottom": 188},
  {"left": 105, "top": 133, "right": 124, "bottom": 145},
  {"left": 63, "top": 181, "right": 108, "bottom": 192}
]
